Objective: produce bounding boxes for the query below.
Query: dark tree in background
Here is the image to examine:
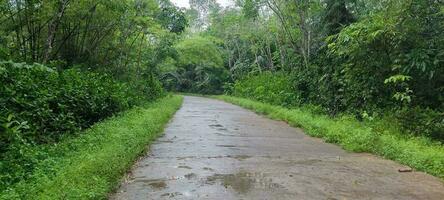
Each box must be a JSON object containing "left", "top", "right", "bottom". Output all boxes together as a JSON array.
[{"left": 322, "top": 0, "right": 355, "bottom": 35}]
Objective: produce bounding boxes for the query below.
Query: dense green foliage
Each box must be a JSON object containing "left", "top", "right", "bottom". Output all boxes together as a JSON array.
[
  {"left": 1, "top": 62, "right": 131, "bottom": 144},
  {"left": 0, "top": 0, "right": 187, "bottom": 102},
  {"left": 232, "top": 72, "right": 296, "bottom": 106},
  {"left": 0, "top": 95, "right": 182, "bottom": 199},
  {"left": 193, "top": 0, "right": 444, "bottom": 141},
  {"left": 0, "top": 0, "right": 186, "bottom": 194},
  {"left": 0, "top": 0, "right": 187, "bottom": 71},
  {"left": 160, "top": 36, "right": 228, "bottom": 94},
  {"left": 233, "top": 73, "right": 444, "bottom": 141},
  {"left": 217, "top": 96, "right": 444, "bottom": 179},
  {"left": 0, "top": 61, "right": 165, "bottom": 190}
]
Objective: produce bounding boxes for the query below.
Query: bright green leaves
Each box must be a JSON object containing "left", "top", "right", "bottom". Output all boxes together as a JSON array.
[
  {"left": 384, "top": 75, "right": 413, "bottom": 104},
  {"left": 175, "top": 36, "right": 223, "bottom": 68},
  {"left": 325, "top": 0, "right": 444, "bottom": 111},
  {"left": 159, "top": 36, "right": 228, "bottom": 94},
  {"left": 384, "top": 75, "right": 412, "bottom": 84},
  {"left": 232, "top": 72, "right": 299, "bottom": 107}
]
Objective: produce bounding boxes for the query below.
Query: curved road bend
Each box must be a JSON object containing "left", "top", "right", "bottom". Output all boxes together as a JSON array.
[{"left": 111, "top": 96, "right": 444, "bottom": 200}]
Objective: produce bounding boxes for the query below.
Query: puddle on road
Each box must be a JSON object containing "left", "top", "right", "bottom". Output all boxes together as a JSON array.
[
  {"left": 161, "top": 192, "right": 182, "bottom": 197},
  {"left": 133, "top": 178, "right": 169, "bottom": 190},
  {"left": 184, "top": 173, "right": 197, "bottom": 179},
  {"left": 203, "top": 167, "right": 214, "bottom": 171},
  {"left": 206, "top": 171, "right": 284, "bottom": 194},
  {"left": 209, "top": 124, "right": 224, "bottom": 128},
  {"left": 146, "top": 181, "right": 167, "bottom": 190},
  {"left": 214, "top": 132, "right": 235, "bottom": 137},
  {"left": 229, "top": 155, "right": 251, "bottom": 161},
  {"left": 209, "top": 123, "right": 229, "bottom": 131},
  {"left": 177, "top": 165, "right": 192, "bottom": 169},
  {"left": 216, "top": 144, "right": 237, "bottom": 148},
  {"left": 134, "top": 179, "right": 167, "bottom": 190},
  {"left": 208, "top": 122, "right": 232, "bottom": 131}
]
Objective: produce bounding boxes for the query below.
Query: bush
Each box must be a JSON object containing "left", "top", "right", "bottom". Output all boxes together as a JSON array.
[
  {"left": 0, "top": 61, "right": 163, "bottom": 189},
  {"left": 232, "top": 72, "right": 298, "bottom": 107},
  {"left": 0, "top": 61, "right": 132, "bottom": 144},
  {"left": 396, "top": 107, "right": 444, "bottom": 141},
  {"left": 232, "top": 72, "right": 444, "bottom": 141},
  {"left": 159, "top": 36, "right": 228, "bottom": 94},
  {"left": 126, "top": 73, "right": 165, "bottom": 103}
]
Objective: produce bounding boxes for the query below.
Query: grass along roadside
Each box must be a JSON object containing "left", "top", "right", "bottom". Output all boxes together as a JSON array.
[
  {"left": 215, "top": 95, "right": 444, "bottom": 179},
  {"left": 1, "top": 95, "right": 183, "bottom": 200}
]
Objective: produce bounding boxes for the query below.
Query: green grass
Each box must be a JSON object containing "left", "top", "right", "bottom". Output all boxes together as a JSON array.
[
  {"left": 1, "top": 95, "right": 183, "bottom": 200},
  {"left": 215, "top": 95, "right": 444, "bottom": 179}
]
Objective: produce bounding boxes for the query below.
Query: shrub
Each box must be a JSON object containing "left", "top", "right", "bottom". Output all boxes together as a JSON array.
[
  {"left": 0, "top": 61, "right": 132, "bottom": 144},
  {"left": 160, "top": 36, "right": 229, "bottom": 94},
  {"left": 396, "top": 107, "right": 444, "bottom": 141},
  {"left": 232, "top": 72, "right": 298, "bottom": 107},
  {"left": 232, "top": 72, "right": 444, "bottom": 141},
  {"left": 0, "top": 61, "right": 163, "bottom": 188}
]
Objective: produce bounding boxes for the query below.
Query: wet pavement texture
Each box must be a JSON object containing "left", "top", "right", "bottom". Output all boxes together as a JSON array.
[{"left": 110, "top": 96, "right": 444, "bottom": 200}]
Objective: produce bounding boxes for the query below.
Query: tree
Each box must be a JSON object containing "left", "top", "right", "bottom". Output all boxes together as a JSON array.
[
  {"left": 188, "top": 0, "right": 220, "bottom": 31},
  {"left": 160, "top": 36, "right": 228, "bottom": 94},
  {"left": 242, "top": 0, "right": 259, "bottom": 19},
  {"left": 322, "top": 0, "right": 355, "bottom": 35},
  {"left": 157, "top": 5, "right": 188, "bottom": 34}
]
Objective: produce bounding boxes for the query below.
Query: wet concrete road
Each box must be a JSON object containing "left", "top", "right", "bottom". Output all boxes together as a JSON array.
[{"left": 111, "top": 96, "right": 444, "bottom": 200}]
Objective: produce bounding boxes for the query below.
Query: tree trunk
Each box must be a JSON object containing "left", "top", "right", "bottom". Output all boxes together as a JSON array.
[{"left": 43, "top": 0, "right": 70, "bottom": 63}]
